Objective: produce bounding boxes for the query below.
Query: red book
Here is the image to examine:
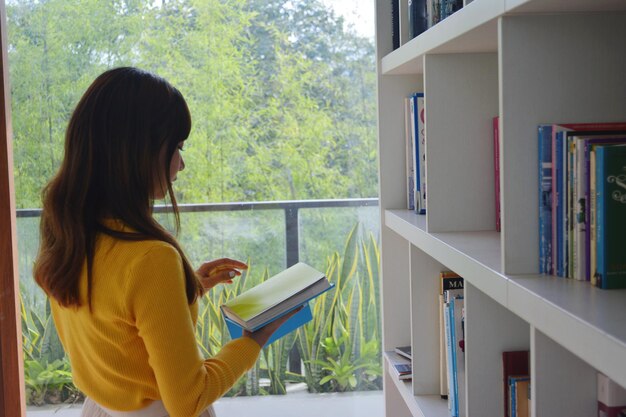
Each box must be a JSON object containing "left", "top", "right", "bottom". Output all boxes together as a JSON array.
[
  {"left": 502, "top": 350, "right": 529, "bottom": 417},
  {"left": 493, "top": 116, "right": 500, "bottom": 232}
]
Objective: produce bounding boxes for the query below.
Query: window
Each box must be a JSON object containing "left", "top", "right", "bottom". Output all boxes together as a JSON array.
[{"left": 7, "top": 0, "right": 380, "bottom": 414}]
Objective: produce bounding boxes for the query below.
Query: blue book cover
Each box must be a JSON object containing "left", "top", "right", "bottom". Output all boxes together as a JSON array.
[
  {"left": 555, "top": 130, "right": 564, "bottom": 276},
  {"left": 594, "top": 144, "right": 626, "bottom": 289},
  {"left": 410, "top": 93, "right": 426, "bottom": 214},
  {"left": 444, "top": 298, "right": 455, "bottom": 414},
  {"left": 450, "top": 295, "right": 465, "bottom": 417},
  {"left": 538, "top": 125, "right": 553, "bottom": 274},
  {"left": 224, "top": 302, "right": 313, "bottom": 346}
]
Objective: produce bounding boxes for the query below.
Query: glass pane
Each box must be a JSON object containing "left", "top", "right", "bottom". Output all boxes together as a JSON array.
[{"left": 8, "top": 0, "right": 380, "bottom": 415}]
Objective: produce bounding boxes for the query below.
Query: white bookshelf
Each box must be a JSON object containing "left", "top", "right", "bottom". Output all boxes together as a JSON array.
[{"left": 375, "top": 1, "right": 626, "bottom": 416}]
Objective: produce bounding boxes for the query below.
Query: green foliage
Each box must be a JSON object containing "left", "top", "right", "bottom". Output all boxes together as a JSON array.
[
  {"left": 20, "top": 289, "right": 82, "bottom": 405},
  {"left": 7, "top": 0, "right": 377, "bottom": 209},
  {"left": 11, "top": 0, "right": 381, "bottom": 406},
  {"left": 298, "top": 223, "right": 382, "bottom": 393}
]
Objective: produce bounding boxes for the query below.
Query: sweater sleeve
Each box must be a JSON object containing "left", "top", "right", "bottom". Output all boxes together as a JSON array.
[{"left": 125, "top": 243, "right": 261, "bottom": 417}]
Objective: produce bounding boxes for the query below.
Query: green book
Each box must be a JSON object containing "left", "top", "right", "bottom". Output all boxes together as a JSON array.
[
  {"left": 221, "top": 262, "right": 333, "bottom": 331},
  {"left": 595, "top": 144, "right": 626, "bottom": 289}
]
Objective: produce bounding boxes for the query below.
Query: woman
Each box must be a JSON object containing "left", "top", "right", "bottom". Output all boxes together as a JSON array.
[{"left": 34, "top": 67, "right": 293, "bottom": 417}]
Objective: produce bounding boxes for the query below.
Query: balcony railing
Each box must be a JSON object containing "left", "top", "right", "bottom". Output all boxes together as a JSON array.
[
  {"left": 17, "top": 198, "right": 379, "bottom": 376},
  {"left": 17, "top": 198, "right": 379, "bottom": 267}
]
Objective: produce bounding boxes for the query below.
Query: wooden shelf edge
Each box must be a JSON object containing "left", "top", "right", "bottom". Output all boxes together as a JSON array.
[{"left": 383, "top": 354, "right": 449, "bottom": 417}]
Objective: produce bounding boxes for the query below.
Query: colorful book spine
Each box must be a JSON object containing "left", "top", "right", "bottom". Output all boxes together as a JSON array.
[
  {"left": 594, "top": 144, "right": 626, "bottom": 289},
  {"left": 555, "top": 130, "right": 565, "bottom": 276},
  {"left": 538, "top": 125, "right": 553, "bottom": 274},
  {"left": 404, "top": 97, "right": 415, "bottom": 210},
  {"left": 494, "top": 116, "right": 501, "bottom": 233},
  {"left": 413, "top": 93, "right": 426, "bottom": 214}
]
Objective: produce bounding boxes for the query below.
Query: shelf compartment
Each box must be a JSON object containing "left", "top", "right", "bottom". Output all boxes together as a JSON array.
[
  {"left": 382, "top": 0, "right": 501, "bottom": 75},
  {"left": 385, "top": 209, "right": 506, "bottom": 306},
  {"left": 386, "top": 209, "right": 626, "bottom": 390},
  {"left": 509, "top": 276, "right": 626, "bottom": 389},
  {"left": 531, "top": 328, "right": 596, "bottom": 417},
  {"left": 384, "top": 353, "right": 450, "bottom": 417},
  {"left": 506, "top": 0, "right": 626, "bottom": 14},
  {"left": 381, "top": 0, "right": 626, "bottom": 76}
]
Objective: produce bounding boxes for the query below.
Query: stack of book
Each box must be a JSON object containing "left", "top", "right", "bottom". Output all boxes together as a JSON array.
[
  {"left": 537, "top": 122, "right": 626, "bottom": 289},
  {"left": 441, "top": 271, "right": 464, "bottom": 417},
  {"left": 385, "top": 350, "right": 412, "bottom": 380},
  {"left": 391, "top": 0, "right": 464, "bottom": 49},
  {"left": 404, "top": 92, "right": 426, "bottom": 214},
  {"left": 502, "top": 351, "right": 530, "bottom": 417}
]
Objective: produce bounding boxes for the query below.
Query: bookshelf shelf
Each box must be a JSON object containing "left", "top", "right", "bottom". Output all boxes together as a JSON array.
[
  {"left": 385, "top": 210, "right": 626, "bottom": 389},
  {"left": 384, "top": 354, "right": 449, "bottom": 417},
  {"left": 376, "top": 0, "right": 626, "bottom": 416},
  {"left": 381, "top": 0, "right": 626, "bottom": 76}
]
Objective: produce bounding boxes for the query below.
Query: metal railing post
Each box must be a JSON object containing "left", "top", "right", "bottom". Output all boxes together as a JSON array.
[{"left": 284, "top": 206, "right": 301, "bottom": 374}]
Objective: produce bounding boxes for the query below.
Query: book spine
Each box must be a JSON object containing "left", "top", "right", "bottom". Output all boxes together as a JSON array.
[
  {"left": 585, "top": 141, "right": 593, "bottom": 281},
  {"left": 558, "top": 131, "right": 569, "bottom": 278},
  {"left": 444, "top": 296, "right": 455, "bottom": 414},
  {"left": 408, "top": 0, "right": 428, "bottom": 39},
  {"left": 409, "top": 94, "right": 420, "bottom": 211},
  {"left": 392, "top": 0, "right": 400, "bottom": 49},
  {"left": 404, "top": 97, "right": 415, "bottom": 210},
  {"left": 494, "top": 117, "right": 501, "bottom": 233},
  {"left": 568, "top": 135, "right": 576, "bottom": 278},
  {"left": 416, "top": 94, "right": 426, "bottom": 214},
  {"left": 599, "top": 145, "right": 626, "bottom": 289},
  {"left": 590, "top": 147, "right": 598, "bottom": 287},
  {"left": 596, "top": 147, "right": 606, "bottom": 288},
  {"left": 538, "top": 126, "right": 553, "bottom": 274},
  {"left": 555, "top": 131, "right": 564, "bottom": 276},
  {"left": 575, "top": 139, "right": 587, "bottom": 281}
]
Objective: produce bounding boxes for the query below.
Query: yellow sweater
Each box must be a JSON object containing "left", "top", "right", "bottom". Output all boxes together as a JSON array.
[{"left": 50, "top": 221, "right": 261, "bottom": 417}]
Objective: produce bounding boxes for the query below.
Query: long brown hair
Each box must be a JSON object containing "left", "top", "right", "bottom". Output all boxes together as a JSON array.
[{"left": 34, "top": 67, "right": 201, "bottom": 307}]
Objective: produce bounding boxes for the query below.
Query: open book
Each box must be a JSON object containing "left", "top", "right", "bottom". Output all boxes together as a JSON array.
[{"left": 221, "top": 262, "right": 334, "bottom": 345}]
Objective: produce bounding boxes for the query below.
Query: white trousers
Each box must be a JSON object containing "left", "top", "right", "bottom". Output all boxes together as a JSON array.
[{"left": 81, "top": 397, "right": 216, "bottom": 417}]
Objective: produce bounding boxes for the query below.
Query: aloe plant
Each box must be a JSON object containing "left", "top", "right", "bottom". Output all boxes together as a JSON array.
[{"left": 298, "top": 223, "right": 382, "bottom": 393}]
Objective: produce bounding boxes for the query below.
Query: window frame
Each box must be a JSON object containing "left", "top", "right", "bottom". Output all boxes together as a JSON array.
[{"left": 0, "top": 0, "right": 26, "bottom": 415}]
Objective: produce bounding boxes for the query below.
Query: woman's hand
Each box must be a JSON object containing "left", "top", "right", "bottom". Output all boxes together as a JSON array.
[
  {"left": 243, "top": 306, "right": 303, "bottom": 348},
  {"left": 196, "top": 258, "right": 248, "bottom": 293}
]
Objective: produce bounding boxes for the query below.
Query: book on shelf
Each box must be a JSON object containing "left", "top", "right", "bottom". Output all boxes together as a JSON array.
[
  {"left": 593, "top": 144, "right": 626, "bottom": 289},
  {"left": 385, "top": 351, "right": 412, "bottom": 380},
  {"left": 493, "top": 116, "right": 501, "bottom": 233},
  {"left": 407, "top": 0, "right": 427, "bottom": 40},
  {"left": 502, "top": 350, "right": 529, "bottom": 417},
  {"left": 394, "top": 345, "right": 412, "bottom": 360},
  {"left": 597, "top": 373, "right": 626, "bottom": 417},
  {"left": 441, "top": 271, "right": 464, "bottom": 415},
  {"left": 415, "top": 93, "right": 427, "bottom": 214},
  {"left": 221, "top": 262, "right": 334, "bottom": 345},
  {"left": 404, "top": 97, "right": 416, "bottom": 210},
  {"left": 508, "top": 376, "right": 530, "bottom": 417},
  {"left": 449, "top": 294, "right": 465, "bottom": 417},
  {"left": 426, "top": 0, "right": 441, "bottom": 28},
  {"left": 537, "top": 122, "right": 626, "bottom": 279},
  {"left": 391, "top": 0, "right": 400, "bottom": 50},
  {"left": 409, "top": 92, "right": 426, "bottom": 214},
  {"left": 583, "top": 137, "right": 626, "bottom": 281},
  {"left": 439, "top": 271, "right": 462, "bottom": 399},
  {"left": 439, "top": 0, "right": 462, "bottom": 21},
  {"left": 538, "top": 124, "right": 553, "bottom": 274}
]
